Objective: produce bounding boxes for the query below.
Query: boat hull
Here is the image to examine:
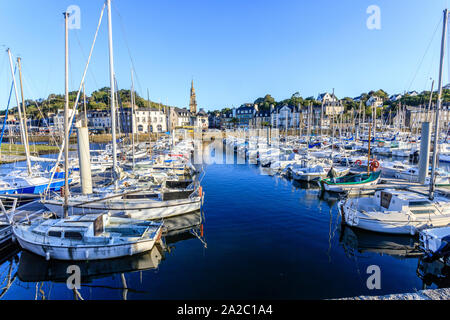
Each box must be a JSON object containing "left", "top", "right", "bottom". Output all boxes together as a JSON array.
[
  {"left": 14, "top": 227, "right": 162, "bottom": 261},
  {"left": 43, "top": 196, "right": 203, "bottom": 220},
  {"left": 0, "top": 178, "right": 68, "bottom": 195},
  {"left": 340, "top": 202, "right": 450, "bottom": 235}
]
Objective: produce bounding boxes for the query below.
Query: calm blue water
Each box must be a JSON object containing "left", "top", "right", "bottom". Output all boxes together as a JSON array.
[{"left": 0, "top": 147, "right": 448, "bottom": 300}]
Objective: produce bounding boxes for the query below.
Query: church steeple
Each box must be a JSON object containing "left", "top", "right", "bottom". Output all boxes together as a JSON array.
[{"left": 189, "top": 79, "right": 197, "bottom": 114}]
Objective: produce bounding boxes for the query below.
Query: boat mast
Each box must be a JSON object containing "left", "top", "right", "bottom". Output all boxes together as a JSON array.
[
  {"left": 107, "top": 0, "right": 118, "bottom": 183},
  {"left": 367, "top": 121, "right": 371, "bottom": 175},
  {"left": 17, "top": 58, "right": 31, "bottom": 164},
  {"left": 427, "top": 80, "right": 435, "bottom": 122},
  {"left": 130, "top": 68, "right": 135, "bottom": 169},
  {"left": 83, "top": 82, "right": 88, "bottom": 125},
  {"left": 429, "top": 9, "right": 448, "bottom": 200},
  {"left": 63, "top": 11, "right": 70, "bottom": 218},
  {"left": 7, "top": 49, "right": 32, "bottom": 175}
]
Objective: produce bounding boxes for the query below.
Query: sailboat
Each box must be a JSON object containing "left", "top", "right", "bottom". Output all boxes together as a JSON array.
[
  {"left": 339, "top": 8, "right": 450, "bottom": 235},
  {"left": 0, "top": 50, "right": 69, "bottom": 199},
  {"left": 12, "top": 5, "right": 163, "bottom": 261}
]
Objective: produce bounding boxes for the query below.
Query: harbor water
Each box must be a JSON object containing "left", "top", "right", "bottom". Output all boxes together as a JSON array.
[{"left": 0, "top": 145, "right": 448, "bottom": 300}]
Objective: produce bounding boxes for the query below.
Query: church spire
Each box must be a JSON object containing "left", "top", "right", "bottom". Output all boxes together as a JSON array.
[{"left": 189, "top": 79, "right": 197, "bottom": 114}]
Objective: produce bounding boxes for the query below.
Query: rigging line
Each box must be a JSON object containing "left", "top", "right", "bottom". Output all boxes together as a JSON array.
[
  {"left": 406, "top": 16, "right": 442, "bottom": 92},
  {"left": 73, "top": 29, "right": 100, "bottom": 89},
  {"left": 111, "top": 1, "right": 144, "bottom": 94},
  {"left": 21, "top": 71, "right": 61, "bottom": 149},
  {"left": 0, "top": 66, "right": 16, "bottom": 147}
]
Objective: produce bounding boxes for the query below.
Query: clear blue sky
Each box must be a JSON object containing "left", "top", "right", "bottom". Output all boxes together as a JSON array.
[{"left": 1, "top": 0, "right": 450, "bottom": 111}]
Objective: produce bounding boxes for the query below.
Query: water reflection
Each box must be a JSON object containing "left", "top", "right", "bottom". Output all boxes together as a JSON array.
[
  {"left": 0, "top": 244, "right": 20, "bottom": 299},
  {"left": 339, "top": 225, "right": 422, "bottom": 258},
  {"left": 417, "top": 258, "right": 450, "bottom": 289}
]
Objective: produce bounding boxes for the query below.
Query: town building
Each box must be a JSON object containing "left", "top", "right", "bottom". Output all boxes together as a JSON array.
[
  {"left": 271, "top": 104, "right": 300, "bottom": 129},
  {"left": 87, "top": 109, "right": 111, "bottom": 132},
  {"left": 168, "top": 107, "right": 192, "bottom": 130},
  {"left": 220, "top": 110, "right": 235, "bottom": 129},
  {"left": 405, "top": 104, "right": 450, "bottom": 130},
  {"left": 134, "top": 107, "right": 167, "bottom": 133},
  {"left": 317, "top": 92, "right": 338, "bottom": 104},
  {"left": 236, "top": 104, "right": 257, "bottom": 127},
  {"left": 323, "top": 101, "right": 345, "bottom": 115},
  {"left": 53, "top": 109, "right": 79, "bottom": 133},
  {"left": 366, "top": 95, "right": 384, "bottom": 108},
  {"left": 253, "top": 109, "right": 271, "bottom": 128},
  {"left": 193, "top": 109, "right": 209, "bottom": 130}
]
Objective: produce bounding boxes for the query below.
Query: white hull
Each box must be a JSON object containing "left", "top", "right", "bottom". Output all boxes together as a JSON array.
[
  {"left": 341, "top": 202, "right": 450, "bottom": 235},
  {"left": 292, "top": 172, "right": 325, "bottom": 182},
  {"left": 43, "top": 196, "right": 203, "bottom": 220},
  {"left": 14, "top": 228, "right": 160, "bottom": 260},
  {"left": 322, "top": 177, "right": 379, "bottom": 193}
]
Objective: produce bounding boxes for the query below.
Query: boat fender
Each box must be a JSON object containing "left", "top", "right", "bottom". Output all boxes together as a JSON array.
[
  {"left": 410, "top": 226, "right": 416, "bottom": 236},
  {"left": 85, "top": 250, "right": 89, "bottom": 259},
  {"left": 355, "top": 160, "right": 362, "bottom": 166},
  {"left": 45, "top": 251, "right": 51, "bottom": 261}
]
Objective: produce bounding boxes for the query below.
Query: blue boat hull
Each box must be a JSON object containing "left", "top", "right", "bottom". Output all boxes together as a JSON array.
[{"left": 0, "top": 178, "right": 70, "bottom": 195}]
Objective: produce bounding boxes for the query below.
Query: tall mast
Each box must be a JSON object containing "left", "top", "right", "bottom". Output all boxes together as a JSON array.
[
  {"left": 83, "top": 82, "right": 88, "bottom": 125},
  {"left": 17, "top": 58, "right": 31, "bottom": 161},
  {"left": 7, "top": 49, "right": 32, "bottom": 175},
  {"left": 427, "top": 80, "right": 435, "bottom": 122},
  {"left": 63, "top": 11, "right": 70, "bottom": 218},
  {"left": 106, "top": 0, "right": 118, "bottom": 180},
  {"left": 429, "top": 9, "right": 448, "bottom": 200},
  {"left": 130, "top": 68, "right": 135, "bottom": 169},
  {"left": 17, "top": 57, "right": 33, "bottom": 175},
  {"left": 147, "top": 89, "right": 151, "bottom": 146}
]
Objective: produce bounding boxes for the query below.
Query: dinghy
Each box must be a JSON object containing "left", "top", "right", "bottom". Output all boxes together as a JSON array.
[{"left": 318, "top": 171, "right": 381, "bottom": 194}]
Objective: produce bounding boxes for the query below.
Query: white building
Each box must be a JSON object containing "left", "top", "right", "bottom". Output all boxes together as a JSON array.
[
  {"left": 87, "top": 110, "right": 111, "bottom": 132},
  {"left": 366, "top": 95, "right": 384, "bottom": 108},
  {"left": 271, "top": 105, "right": 300, "bottom": 128},
  {"left": 53, "top": 109, "right": 79, "bottom": 133},
  {"left": 134, "top": 107, "right": 167, "bottom": 133},
  {"left": 317, "top": 92, "right": 338, "bottom": 103},
  {"left": 193, "top": 109, "right": 209, "bottom": 130}
]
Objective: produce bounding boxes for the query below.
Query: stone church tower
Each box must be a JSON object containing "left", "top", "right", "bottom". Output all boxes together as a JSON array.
[{"left": 189, "top": 80, "right": 197, "bottom": 114}]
